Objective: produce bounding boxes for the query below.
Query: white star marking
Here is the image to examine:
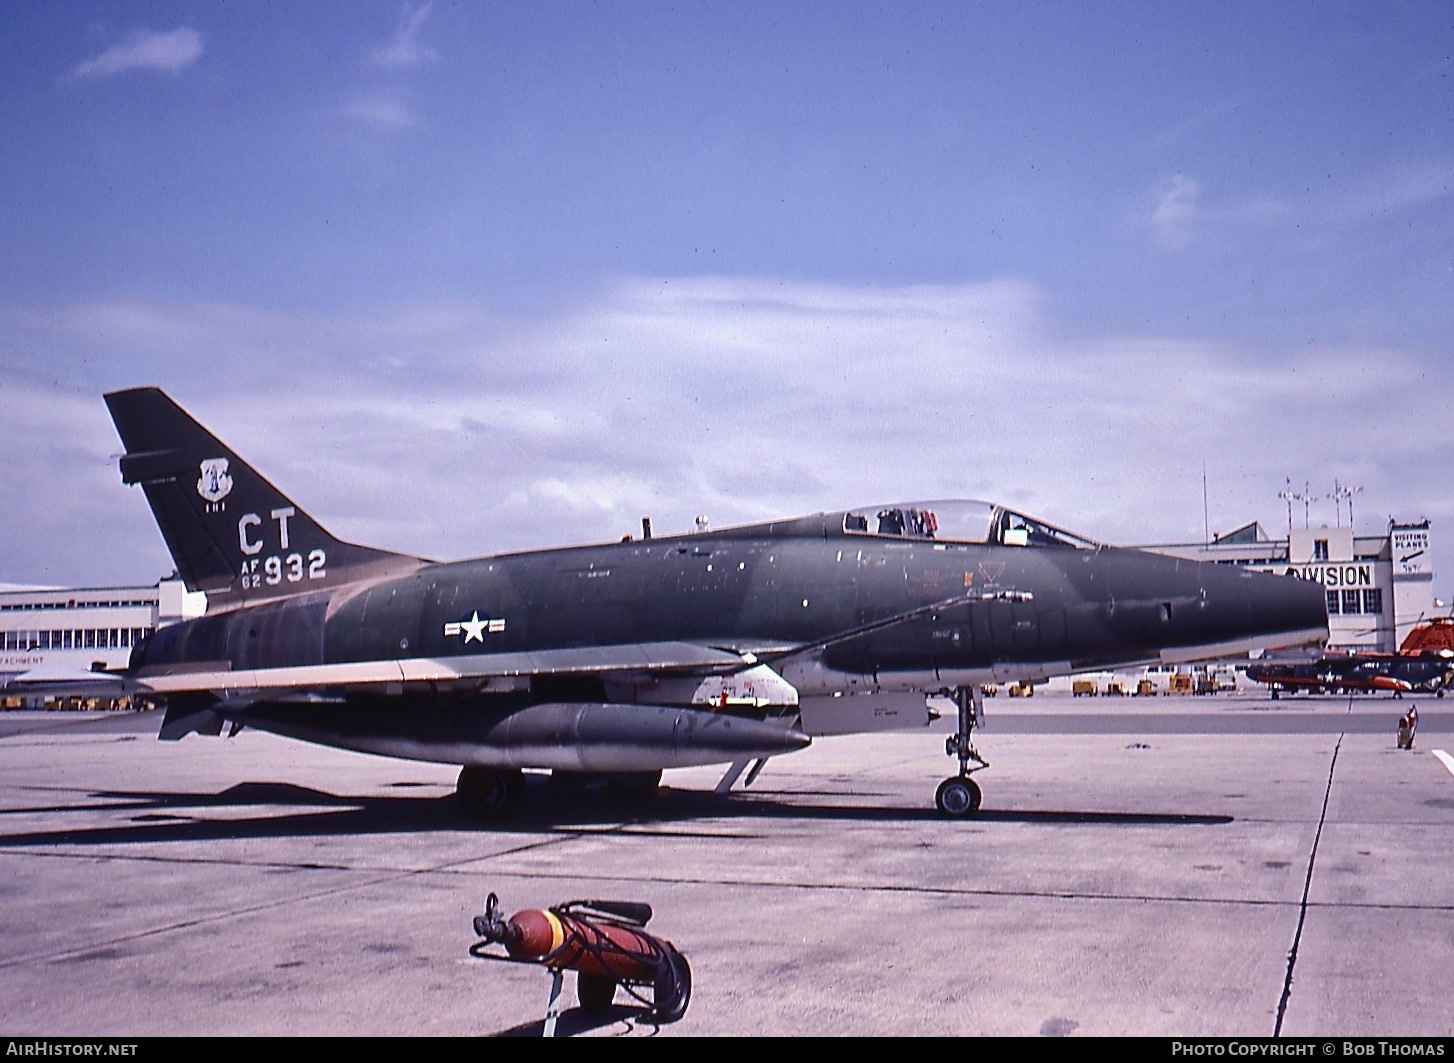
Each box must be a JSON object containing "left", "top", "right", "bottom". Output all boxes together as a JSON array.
[
  {"left": 443, "top": 611, "right": 506, "bottom": 644},
  {"left": 458, "top": 611, "right": 488, "bottom": 643}
]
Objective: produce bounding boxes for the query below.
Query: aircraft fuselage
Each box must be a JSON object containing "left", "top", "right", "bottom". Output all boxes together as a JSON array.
[{"left": 135, "top": 512, "right": 1327, "bottom": 698}]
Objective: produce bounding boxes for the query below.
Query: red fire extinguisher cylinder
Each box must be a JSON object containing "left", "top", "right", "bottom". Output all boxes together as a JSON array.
[{"left": 490, "top": 906, "right": 663, "bottom": 982}]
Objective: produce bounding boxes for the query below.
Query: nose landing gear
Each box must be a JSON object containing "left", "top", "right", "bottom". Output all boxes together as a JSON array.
[
  {"left": 935, "top": 774, "right": 982, "bottom": 816},
  {"left": 937, "top": 685, "right": 988, "bottom": 817}
]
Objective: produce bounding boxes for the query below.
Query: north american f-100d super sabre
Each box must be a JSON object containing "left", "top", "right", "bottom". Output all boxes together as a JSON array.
[{"left": 24, "top": 388, "right": 1328, "bottom": 819}]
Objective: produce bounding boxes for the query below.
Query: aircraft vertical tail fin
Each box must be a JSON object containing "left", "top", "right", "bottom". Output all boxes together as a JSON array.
[{"left": 105, "top": 387, "right": 421, "bottom": 610}]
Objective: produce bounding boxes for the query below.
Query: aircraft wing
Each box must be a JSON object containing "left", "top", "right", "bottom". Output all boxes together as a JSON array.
[
  {"left": 126, "top": 640, "right": 762, "bottom": 697},
  {"left": 0, "top": 642, "right": 760, "bottom": 706}
]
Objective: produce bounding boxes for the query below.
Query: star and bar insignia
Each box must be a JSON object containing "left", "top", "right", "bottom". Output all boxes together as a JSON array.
[{"left": 443, "top": 611, "right": 506, "bottom": 644}]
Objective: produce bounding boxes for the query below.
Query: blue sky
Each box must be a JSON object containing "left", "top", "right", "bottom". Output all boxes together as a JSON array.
[{"left": 2, "top": 2, "right": 1452, "bottom": 605}]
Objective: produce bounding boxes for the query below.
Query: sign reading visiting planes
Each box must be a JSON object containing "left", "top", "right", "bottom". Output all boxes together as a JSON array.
[{"left": 3, "top": 388, "right": 1331, "bottom": 820}]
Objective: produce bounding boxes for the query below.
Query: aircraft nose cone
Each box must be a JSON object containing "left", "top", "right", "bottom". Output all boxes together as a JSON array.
[
  {"left": 1109, "top": 551, "right": 1329, "bottom": 663},
  {"left": 1244, "top": 568, "right": 1328, "bottom": 648},
  {"left": 1196, "top": 562, "right": 1328, "bottom": 652}
]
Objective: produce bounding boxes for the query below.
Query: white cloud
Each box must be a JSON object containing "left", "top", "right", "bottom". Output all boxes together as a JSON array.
[
  {"left": 340, "top": 90, "right": 419, "bottom": 129},
  {"left": 1150, "top": 174, "right": 1202, "bottom": 248},
  {"left": 374, "top": 3, "right": 436, "bottom": 70},
  {"left": 1144, "top": 161, "right": 1452, "bottom": 248},
  {"left": 1332, "top": 160, "right": 1454, "bottom": 223},
  {"left": 2, "top": 278, "right": 1451, "bottom": 595},
  {"left": 69, "top": 28, "right": 204, "bottom": 80},
  {"left": 1144, "top": 98, "right": 1244, "bottom": 156}
]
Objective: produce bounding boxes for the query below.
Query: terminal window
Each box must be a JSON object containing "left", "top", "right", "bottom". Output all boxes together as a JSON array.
[
  {"left": 1326, "top": 590, "right": 1340, "bottom": 615},
  {"left": 1341, "top": 589, "right": 1361, "bottom": 614},
  {"left": 2, "top": 627, "right": 148, "bottom": 651},
  {"left": 1362, "top": 589, "right": 1383, "bottom": 615}
]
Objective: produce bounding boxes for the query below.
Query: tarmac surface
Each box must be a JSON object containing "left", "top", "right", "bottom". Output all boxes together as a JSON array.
[{"left": 1, "top": 689, "right": 1451, "bottom": 1038}]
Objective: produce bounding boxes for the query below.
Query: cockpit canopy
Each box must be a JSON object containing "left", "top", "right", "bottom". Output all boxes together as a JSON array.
[{"left": 841, "top": 501, "right": 1100, "bottom": 550}]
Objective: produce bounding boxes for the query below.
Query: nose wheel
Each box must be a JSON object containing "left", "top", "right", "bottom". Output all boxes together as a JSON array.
[
  {"left": 937, "top": 685, "right": 988, "bottom": 817},
  {"left": 935, "top": 774, "right": 982, "bottom": 816}
]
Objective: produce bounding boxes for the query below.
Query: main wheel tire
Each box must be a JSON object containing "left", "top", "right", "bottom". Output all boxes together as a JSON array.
[
  {"left": 935, "top": 776, "right": 982, "bottom": 817},
  {"left": 456, "top": 766, "right": 525, "bottom": 822},
  {"left": 604, "top": 769, "right": 663, "bottom": 797},
  {"left": 577, "top": 974, "right": 617, "bottom": 1014}
]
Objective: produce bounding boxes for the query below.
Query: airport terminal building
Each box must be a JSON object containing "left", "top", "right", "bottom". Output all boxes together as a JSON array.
[
  {"left": 1143, "top": 518, "right": 1436, "bottom": 654},
  {"left": 0, "top": 578, "right": 203, "bottom": 704}
]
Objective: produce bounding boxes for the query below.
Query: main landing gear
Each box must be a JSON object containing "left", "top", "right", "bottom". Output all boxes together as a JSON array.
[
  {"left": 456, "top": 766, "right": 665, "bottom": 823},
  {"left": 937, "top": 685, "right": 988, "bottom": 817},
  {"left": 457, "top": 765, "right": 526, "bottom": 822}
]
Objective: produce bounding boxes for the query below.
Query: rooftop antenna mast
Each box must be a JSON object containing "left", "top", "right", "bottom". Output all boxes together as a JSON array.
[
  {"left": 1342, "top": 484, "right": 1363, "bottom": 532},
  {"left": 1278, "top": 479, "right": 1296, "bottom": 537},
  {"left": 1290, "top": 482, "right": 1314, "bottom": 529},
  {"left": 1202, "top": 462, "right": 1210, "bottom": 545}
]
